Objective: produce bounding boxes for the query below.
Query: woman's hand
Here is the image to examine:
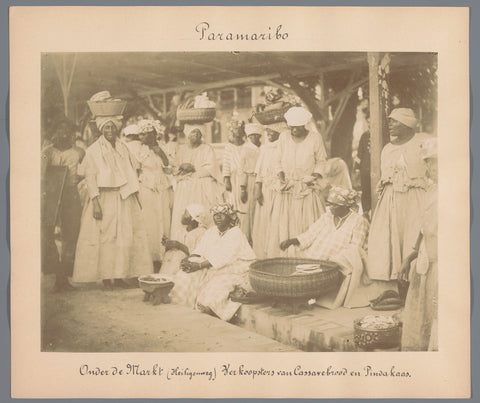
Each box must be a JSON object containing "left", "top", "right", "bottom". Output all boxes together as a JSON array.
[
  {"left": 240, "top": 186, "right": 248, "bottom": 203},
  {"left": 254, "top": 183, "right": 264, "bottom": 206},
  {"left": 179, "top": 163, "right": 195, "bottom": 174},
  {"left": 92, "top": 197, "right": 102, "bottom": 220},
  {"left": 278, "top": 171, "right": 286, "bottom": 183},
  {"left": 224, "top": 176, "right": 232, "bottom": 192},
  {"left": 280, "top": 238, "right": 300, "bottom": 251}
]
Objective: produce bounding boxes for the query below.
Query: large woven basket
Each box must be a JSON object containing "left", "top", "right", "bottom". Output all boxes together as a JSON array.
[
  {"left": 249, "top": 258, "right": 342, "bottom": 299},
  {"left": 254, "top": 105, "right": 290, "bottom": 125},
  {"left": 177, "top": 108, "right": 216, "bottom": 123},
  {"left": 87, "top": 100, "right": 127, "bottom": 117},
  {"left": 353, "top": 318, "right": 402, "bottom": 350}
]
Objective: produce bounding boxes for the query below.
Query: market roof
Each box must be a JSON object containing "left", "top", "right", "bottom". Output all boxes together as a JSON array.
[{"left": 42, "top": 51, "right": 437, "bottom": 104}]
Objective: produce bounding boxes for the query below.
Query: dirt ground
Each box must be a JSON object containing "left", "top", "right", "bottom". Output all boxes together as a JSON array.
[{"left": 41, "top": 274, "right": 297, "bottom": 352}]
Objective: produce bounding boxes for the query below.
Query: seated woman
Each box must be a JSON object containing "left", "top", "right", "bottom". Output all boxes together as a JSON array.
[
  {"left": 280, "top": 186, "right": 375, "bottom": 309},
  {"left": 160, "top": 204, "right": 207, "bottom": 277},
  {"left": 170, "top": 203, "right": 256, "bottom": 321}
]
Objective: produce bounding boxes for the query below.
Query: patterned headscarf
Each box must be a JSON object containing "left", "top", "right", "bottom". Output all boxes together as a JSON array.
[
  {"left": 210, "top": 202, "right": 240, "bottom": 228},
  {"left": 327, "top": 186, "right": 360, "bottom": 208},
  {"left": 137, "top": 119, "right": 164, "bottom": 134},
  {"left": 95, "top": 116, "right": 123, "bottom": 132}
]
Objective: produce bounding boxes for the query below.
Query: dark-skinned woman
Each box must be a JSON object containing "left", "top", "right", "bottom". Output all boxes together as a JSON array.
[
  {"left": 72, "top": 113, "right": 153, "bottom": 290},
  {"left": 170, "top": 124, "right": 222, "bottom": 242},
  {"left": 279, "top": 186, "right": 374, "bottom": 309},
  {"left": 251, "top": 123, "right": 282, "bottom": 258},
  {"left": 129, "top": 119, "right": 171, "bottom": 271},
  {"left": 172, "top": 203, "right": 256, "bottom": 321},
  {"left": 267, "top": 106, "right": 329, "bottom": 258},
  {"left": 367, "top": 108, "right": 432, "bottom": 282}
]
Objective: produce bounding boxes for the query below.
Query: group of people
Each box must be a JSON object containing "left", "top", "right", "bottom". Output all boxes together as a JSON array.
[{"left": 42, "top": 91, "right": 437, "bottom": 350}]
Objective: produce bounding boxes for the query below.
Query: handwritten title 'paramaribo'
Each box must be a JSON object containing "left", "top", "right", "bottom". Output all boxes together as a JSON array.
[{"left": 196, "top": 22, "right": 288, "bottom": 41}]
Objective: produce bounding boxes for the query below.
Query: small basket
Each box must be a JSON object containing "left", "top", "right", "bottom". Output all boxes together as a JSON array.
[
  {"left": 87, "top": 100, "right": 127, "bottom": 117},
  {"left": 254, "top": 105, "right": 291, "bottom": 125},
  {"left": 177, "top": 108, "right": 216, "bottom": 123},
  {"left": 249, "top": 258, "right": 342, "bottom": 299},
  {"left": 353, "top": 318, "right": 403, "bottom": 350},
  {"left": 138, "top": 274, "right": 174, "bottom": 294}
]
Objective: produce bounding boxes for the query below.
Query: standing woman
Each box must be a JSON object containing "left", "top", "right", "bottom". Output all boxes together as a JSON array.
[
  {"left": 223, "top": 119, "right": 255, "bottom": 239},
  {"left": 267, "top": 107, "right": 329, "bottom": 258},
  {"left": 400, "top": 138, "right": 438, "bottom": 351},
  {"left": 170, "top": 125, "right": 223, "bottom": 242},
  {"left": 72, "top": 114, "right": 153, "bottom": 289},
  {"left": 367, "top": 108, "right": 431, "bottom": 281},
  {"left": 135, "top": 119, "right": 170, "bottom": 272},
  {"left": 251, "top": 124, "right": 281, "bottom": 258}
]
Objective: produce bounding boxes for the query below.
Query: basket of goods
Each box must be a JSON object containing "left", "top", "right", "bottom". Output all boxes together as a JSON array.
[
  {"left": 176, "top": 93, "right": 216, "bottom": 124},
  {"left": 254, "top": 87, "right": 301, "bottom": 125},
  {"left": 354, "top": 315, "right": 402, "bottom": 350},
  {"left": 249, "top": 258, "right": 342, "bottom": 299},
  {"left": 138, "top": 274, "right": 174, "bottom": 305},
  {"left": 87, "top": 90, "right": 127, "bottom": 117}
]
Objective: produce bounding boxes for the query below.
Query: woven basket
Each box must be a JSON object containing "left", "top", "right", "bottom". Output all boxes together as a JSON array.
[
  {"left": 249, "top": 258, "right": 342, "bottom": 299},
  {"left": 177, "top": 108, "right": 216, "bottom": 123},
  {"left": 87, "top": 100, "right": 127, "bottom": 117},
  {"left": 254, "top": 105, "right": 290, "bottom": 125},
  {"left": 353, "top": 319, "right": 403, "bottom": 350}
]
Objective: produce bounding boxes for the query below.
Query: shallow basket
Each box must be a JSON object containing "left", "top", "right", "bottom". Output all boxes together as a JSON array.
[
  {"left": 138, "top": 274, "right": 174, "bottom": 294},
  {"left": 87, "top": 100, "right": 127, "bottom": 117},
  {"left": 249, "top": 258, "right": 342, "bottom": 299},
  {"left": 353, "top": 318, "right": 403, "bottom": 350},
  {"left": 254, "top": 105, "right": 290, "bottom": 125},
  {"left": 177, "top": 108, "right": 216, "bottom": 123}
]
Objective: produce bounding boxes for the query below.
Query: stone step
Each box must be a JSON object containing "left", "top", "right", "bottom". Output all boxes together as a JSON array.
[{"left": 233, "top": 302, "right": 400, "bottom": 352}]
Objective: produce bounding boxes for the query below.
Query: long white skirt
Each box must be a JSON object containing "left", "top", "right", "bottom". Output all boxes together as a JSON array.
[
  {"left": 170, "top": 176, "right": 222, "bottom": 242},
  {"left": 195, "top": 260, "right": 252, "bottom": 321},
  {"left": 72, "top": 189, "right": 153, "bottom": 282},
  {"left": 266, "top": 190, "right": 326, "bottom": 258},
  {"left": 367, "top": 185, "right": 425, "bottom": 280},
  {"left": 251, "top": 186, "right": 275, "bottom": 259},
  {"left": 139, "top": 185, "right": 165, "bottom": 262}
]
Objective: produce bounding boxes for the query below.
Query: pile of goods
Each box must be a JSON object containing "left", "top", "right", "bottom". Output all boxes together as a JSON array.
[
  {"left": 177, "top": 93, "right": 216, "bottom": 123},
  {"left": 354, "top": 314, "right": 402, "bottom": 350},
  {"left": 369, "top": 290, "right": 404, "bottom": 311},
  {"left": 290, "top": 263, "right": 324, "bottom": 276},
  {"left": 254, "top": 86, "right": 301, "bottom": 125}
]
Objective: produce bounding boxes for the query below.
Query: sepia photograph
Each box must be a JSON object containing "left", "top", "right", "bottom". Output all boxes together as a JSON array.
[
  {"left": 10, "top": 6, "right": 469, "bottom": 399},
  {"left": 40, "top": 51, "right": 438, "bottom": 353}
]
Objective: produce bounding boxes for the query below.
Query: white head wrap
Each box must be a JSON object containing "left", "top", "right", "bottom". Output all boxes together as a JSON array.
[
  {"left": 421, "top": 137, "right": 438, "bottom": 160},
  {"left": 186, "top": 203, "right": 206, "bottom": 224},
  {"left": 95, "top": 116, "right": 123, "bottom": 132},
  {"left": 245, "top": 123, "right": 263, "bottom": 136},
  {"left": 389, "top": 108, "right": 417, "bottom": 129},
  {"left": 284, "top": 106, "right": 313, "bottom": 127},
  {"left": 124, "top": 124, "right": 140, "bottom": 136},
  {"left": 184, "top": 124, "right": 205, "bottom": 137}
]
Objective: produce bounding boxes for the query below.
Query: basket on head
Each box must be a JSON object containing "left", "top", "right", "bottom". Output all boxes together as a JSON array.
[
  {"left": 254, "top": 105, "right": 291, "bottom": 125},
  {"left": 87, "top": 100, "right": 127, "bottom": 117},
  {"left": 177, "top": 108, "right": 216, "bottom": 124},
  {"left": 249, "top": 258, "right": 342, "bottom": 299}
]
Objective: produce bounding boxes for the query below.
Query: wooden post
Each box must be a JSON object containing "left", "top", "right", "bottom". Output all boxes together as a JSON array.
[{"left": 368, "top": 52, "right": 383, "bottom": 211}]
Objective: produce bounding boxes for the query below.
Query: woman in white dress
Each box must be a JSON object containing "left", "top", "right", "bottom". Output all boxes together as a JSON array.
[
  {"left": 72, "top": 115, "right": 153, "bottom": 289},
  {"left": 170, "top": 125, "right": 223, "bottom": 242},
  {"left": 172, "top": 203, "right": 256, "bottom": 321},
  {"left": 267, "top": 107, "right": 330, "bottom": 258}
]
